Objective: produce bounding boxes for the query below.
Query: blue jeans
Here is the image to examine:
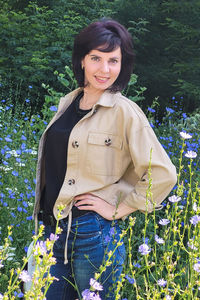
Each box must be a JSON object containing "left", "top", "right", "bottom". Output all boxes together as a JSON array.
[{"left": 44, "top": 212, "right": 126, "bottom": 300}]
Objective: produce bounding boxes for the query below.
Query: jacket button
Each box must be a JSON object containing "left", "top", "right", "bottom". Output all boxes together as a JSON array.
[
  {"left": 72, "top": 141, "right": 79, "bottom": 148},
  {"left": 105, "top": 138, "right": 112, "bottom": 146},
  {"left": 68, "top": 179, "right": 75, "bottom": 185}
]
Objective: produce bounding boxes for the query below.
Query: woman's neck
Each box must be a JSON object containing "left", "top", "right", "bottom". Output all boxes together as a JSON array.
[{"left": 79, "top": 87, "right": 104, "bottom": 110}]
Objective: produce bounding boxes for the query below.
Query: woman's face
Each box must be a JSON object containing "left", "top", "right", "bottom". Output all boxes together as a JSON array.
[{"left": 81, "top": 47, "right": 122, "bottom": 93}]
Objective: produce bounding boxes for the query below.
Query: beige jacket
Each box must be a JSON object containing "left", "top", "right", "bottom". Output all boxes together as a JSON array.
[{"left": 33, "top": 88, "right": 177, "bottom": 222}]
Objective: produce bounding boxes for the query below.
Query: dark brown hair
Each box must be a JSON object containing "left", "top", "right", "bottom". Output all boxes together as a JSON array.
[{"left": 72, "top": 19, "right": 134, "bottom": 92}]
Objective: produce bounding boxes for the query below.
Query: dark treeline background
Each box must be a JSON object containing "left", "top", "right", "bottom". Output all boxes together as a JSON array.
[{"left": 0, "top": 0, "right": 200, "bottom": 116}]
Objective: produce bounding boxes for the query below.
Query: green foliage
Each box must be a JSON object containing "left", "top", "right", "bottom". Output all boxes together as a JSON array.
[{"left": 113, "top": 0, "right": 200, "bottom": 114}]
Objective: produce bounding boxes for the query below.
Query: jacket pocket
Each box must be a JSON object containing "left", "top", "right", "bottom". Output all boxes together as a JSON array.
[{"left": 87, "top": 132, "right": 123, "bottom": 176}]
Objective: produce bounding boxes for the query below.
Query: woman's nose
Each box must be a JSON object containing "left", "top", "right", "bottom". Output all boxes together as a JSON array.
[{"left": 100, "top": 61, "right": 109, "bottom": 73}]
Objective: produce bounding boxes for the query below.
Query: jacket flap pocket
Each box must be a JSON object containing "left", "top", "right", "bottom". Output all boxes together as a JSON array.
[{"left": 88, "top": 132, "right": 123, "bottom": 150}]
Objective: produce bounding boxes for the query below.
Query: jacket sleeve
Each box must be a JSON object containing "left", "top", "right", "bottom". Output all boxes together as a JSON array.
[{"left": 122, "top": 123, "right": 177, "bottom": 213}]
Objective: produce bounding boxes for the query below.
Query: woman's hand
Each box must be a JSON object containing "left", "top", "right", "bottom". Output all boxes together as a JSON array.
[{"left": 74, "top": 193, "right": 137, "bottom": 220}]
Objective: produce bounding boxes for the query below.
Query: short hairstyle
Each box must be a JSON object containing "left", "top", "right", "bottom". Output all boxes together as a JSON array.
[{"left": 72, "top": 19, "right": 134, "bottom": 92}]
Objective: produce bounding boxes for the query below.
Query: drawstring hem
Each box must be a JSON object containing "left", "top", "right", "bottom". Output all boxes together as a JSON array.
[{"left": 64, "top": 202, "right": 73, "bottom": 264}]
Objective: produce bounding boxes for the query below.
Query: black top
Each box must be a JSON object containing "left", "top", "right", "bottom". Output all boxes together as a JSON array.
[{"left": 40, "top": 91, "right": 91, "bottom": 216}]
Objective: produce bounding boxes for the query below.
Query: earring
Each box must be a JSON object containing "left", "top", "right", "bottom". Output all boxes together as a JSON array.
[{"left": 81, "top": 63, "right": 84, "bottom": 70}]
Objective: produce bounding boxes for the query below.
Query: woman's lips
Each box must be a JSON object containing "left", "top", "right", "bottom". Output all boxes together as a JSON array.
[{"left": 95, "top": 76, "right": 110, "bottom": 83}]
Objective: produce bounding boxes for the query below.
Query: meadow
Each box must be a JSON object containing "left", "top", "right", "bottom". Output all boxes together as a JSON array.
[{"left": 0, "top": 81, "right": 199, "bottom": 299}]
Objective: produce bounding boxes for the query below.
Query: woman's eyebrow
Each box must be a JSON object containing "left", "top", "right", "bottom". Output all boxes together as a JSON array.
[{"left": 89, "top": 54, "right": 120, "bottom": 59}]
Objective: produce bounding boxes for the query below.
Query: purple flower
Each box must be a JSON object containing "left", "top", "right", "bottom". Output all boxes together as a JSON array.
[
  {"left": 180, "top": 132, "right": 192, "bottom": 139},
  {"left": 168, "top": 195, "right": 181, "bottom": 203},
  {"left": 155, "top": 234, "right": 165, "bottom": 244},
  {"left": 157, "top": 278, "right": 167, "bottom": 287},
  {"left": 125, "top": 274, "right": 135, "bottom": 284},
  {"left": 138, "top": 243, "right": 151, "bottom": 255},
  {"left": 50, "top": 233, "right": 59, "bottom": 241},
  {"left": 104, "top": 235, "right": 111, "bottom": 243},
  {"left": 185, "top": 151, "right": 197, "bottom": 159},
  {"left": 82, "top": 289, "right": 102, "bottom": 300},
  {"left": 90, "top": 278, "right": 103, "bottom": 291},
  {"left": 133, "top": 262, "right": 141, "bottom": 268},
  {"left": 190, "top": 215, "right": 200, "bottom": 225},
  {"left": 34, "top": 241, "right": 47, "bottom": 255},
  {"left": 19, "top": 270, "right": 31, "bottom": 282},
  {"left": 159, "top": 219, "right": 170, "bottom": 226},
  {"left": 109, "top": 227, "right": 115, "bottom": 236},
  {"left": 193, "top": 263, "right": 200, "bottom": 273},
  {"left": 165, "top": 295, "right": 171, "bottom": 300}
]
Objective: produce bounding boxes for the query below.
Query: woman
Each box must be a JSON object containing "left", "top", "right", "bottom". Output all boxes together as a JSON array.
[{"left": 33, "top": 19, "right": 177, "bottom": 299}]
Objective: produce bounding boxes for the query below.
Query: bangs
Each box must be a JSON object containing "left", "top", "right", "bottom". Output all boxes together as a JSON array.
[{"left": 96, "top": 35, "right": 121, "bottom": 53}]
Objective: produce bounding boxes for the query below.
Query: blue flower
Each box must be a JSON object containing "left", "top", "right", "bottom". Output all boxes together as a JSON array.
[
  {"left": 12, "top": 171, "right": 19, "bottom": 176},
  {"left": 21, "top": 135, "right": 27, "bottom": 141},
  {"left": 50, "top": 106, "right": 57, "bottom": 112},
  {"left": 5, "top": 137, "right": 12, "bottom": 142},
  {"left": 148, "top": 107, "right": 155, "bottom": 113},
  {"left": 125, "top": 274, "right": 135, "bottom": 284},
  {"left": 25, "top": 98, "right": 30, "bottom": 103},
  {"left": 29, "top": 85, "right": 32, "bottom": 89},
  {"left": 166, "top": 107, "right": 175, "bottom": 114}
]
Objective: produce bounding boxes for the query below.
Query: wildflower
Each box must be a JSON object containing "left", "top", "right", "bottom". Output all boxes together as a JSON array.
[
  {"left": 50, "top": 233, "right": 59, "bottom": 241},
  {"left": 187, "top": 242, "right": 197, "bottom": 250},
  {"left": 90, "top": 278, "right": 103, "bottom": 291},
  {"left": 182, "top": 113, "right": 187, "bottom": 119},
  {"left": 82, "top": 289, "right": 101, "bottom": 300},
  {"left": 148, "top": 107, "right": 155, "bottom": 113},
  {"left": 180, "top": 132, "right": 192, "bottom": 139},
  {"left": 34, "top": 241, "right": 47, "bottom": 255},
  {"left": 190, "top": 215, "right": 200, "bottom": 225},
  {"left": 5, "top": 137, "right": 12, "bottom": 142},
  {"left": 104, "top": 235, "right": 111, "bottom": 243},
  {"left": 50, "top": 106, "right": 57, "bottom": 112},
  {"left": 21, "top": 135, "right": 27, "bottom": 141},
  {"left": 165, "top": 296, "right": 171, "bottom": 300},
  {"left": 25, "top": 99, "right": 30, "bottom": 103},
  {"left": 133, "top": 262, "right": 141, "bottom": 268},
  {"left": 157, "top": 278, "right": 167, "bottom": 287},
  {"left": 109, "top": 227, "right": 115, "bottom": 236},
  {"left": 155, "top": 235, "right": 165, "bottom": 244},
  {"left": 125, "top": 274, "right": 135, "bottom": 284},
  {"left": 193, "top": 203, "right": 197, "bottom": 212},
  {"left": 19, "top": 270, "right": 31, "bottom": 282},
  {"left": 17, "top": 292, "right": 24, "bottom": 298},
  {"left": 185, "top": 151, "right": 197, "bottom": 159},
  {"left": 159, "top": 218, "right": 170, "bottom": 226},
  {"left": 166, "top": 107, "right": 174, "bottom": 113},
  {"left": 138, "top": 243, "right": 151, "bottom": 255},
  {"left": 0, "top": 293, "right": 3, "bottom": 300},
  {"left": 168, "top": 195, "right": 181, "bottom": 203},
  {"left": 193, "top": 263, "right": 200, "bottom": 273}
]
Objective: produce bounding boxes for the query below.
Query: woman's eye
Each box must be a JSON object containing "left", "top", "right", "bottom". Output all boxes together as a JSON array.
[
  {"left": 91, "top": 56, "right": 100, "bottom": 61},
  {"left": 110, "top": 59, "right": 118, "bottom": 64}
]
